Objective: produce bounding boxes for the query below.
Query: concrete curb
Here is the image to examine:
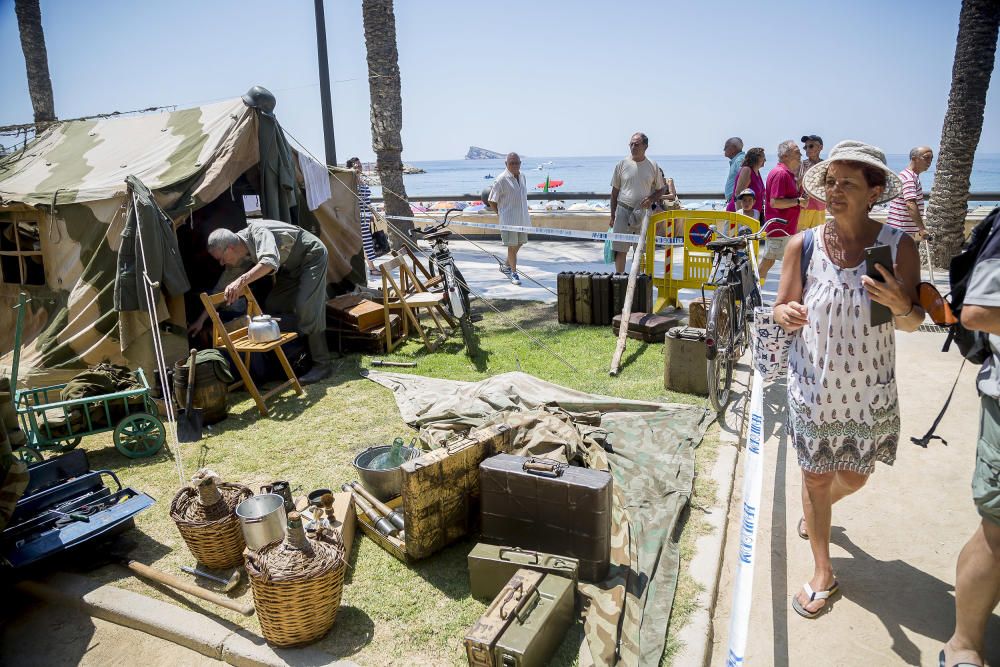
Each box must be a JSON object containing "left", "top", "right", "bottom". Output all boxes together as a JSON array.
[
  {"left": 15, "top": 572, "right": 357, "bottom": 667},
  {"left": 670, "top": 366, "right": 748, "bottom": 667}
]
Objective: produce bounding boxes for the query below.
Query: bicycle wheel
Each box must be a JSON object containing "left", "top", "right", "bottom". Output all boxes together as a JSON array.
[{"left": 706, "top": 285, "right": 735, "bottom": 412}]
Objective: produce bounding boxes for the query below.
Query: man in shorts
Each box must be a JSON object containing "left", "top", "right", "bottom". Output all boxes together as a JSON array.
[
  {"left": 760, "top": 139, "right": 807, "bottom": 286},
  {"left": 942, "top": 214, "right": 1000, "bottom": 667},
  {"left": 609, "top": 132, "right": 666, "bottom": 273},
  {"left": 488, "top": 152, "right": 530, "bottom": 285}
]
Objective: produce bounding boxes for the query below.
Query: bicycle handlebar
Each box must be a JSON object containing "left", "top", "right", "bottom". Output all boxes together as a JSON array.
[
  {"left": 410, "top": 208, "right": 463, "bottom": 238},
  {"left": 710, "top": 217, "right": 787, "bottom": 242}
]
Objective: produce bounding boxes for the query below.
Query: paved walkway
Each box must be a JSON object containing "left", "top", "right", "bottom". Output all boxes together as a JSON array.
[{"left": 710, "top": 331, "right": 1000, "bottom": 667}]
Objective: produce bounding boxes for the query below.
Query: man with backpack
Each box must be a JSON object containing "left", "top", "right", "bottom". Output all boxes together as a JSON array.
[{"left": 942, "top": 207, "right": 1000, "bottom": 667}]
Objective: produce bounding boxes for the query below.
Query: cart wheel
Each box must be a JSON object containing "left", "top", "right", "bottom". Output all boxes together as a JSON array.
[
  {"left": 113, "top": 413, "right": 165, "bottom": 458},
  {"left": 54, "top": 437, "right": 83, "bottom": 453},
  {"left": 13, "top": 447, "right": 43, "bottom": 464}
]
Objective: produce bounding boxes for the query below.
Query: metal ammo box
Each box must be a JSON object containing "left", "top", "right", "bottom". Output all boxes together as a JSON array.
[
  {"left": 464, "top": 567, "right": 574, "bottom": 667},
  {"left": 467, "top": 542, "right": 579, "bottom": 602},
  {"left": 480, "top": 454, "right": 612, "bottom": 582}
]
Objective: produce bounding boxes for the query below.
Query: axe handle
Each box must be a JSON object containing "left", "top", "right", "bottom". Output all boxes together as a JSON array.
[{"left": 125, "top": 560, "right": 254, "bottom": 616}]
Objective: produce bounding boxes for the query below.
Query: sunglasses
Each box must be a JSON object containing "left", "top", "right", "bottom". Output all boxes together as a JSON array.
[{"left": 917, "top": 282, "right": 957, "bottom": 326}]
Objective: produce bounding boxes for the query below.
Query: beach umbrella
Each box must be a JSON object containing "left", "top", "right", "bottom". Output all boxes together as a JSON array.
[
  {"left": 410, "top": 204, "right": 428, "bottom": 213},
  {"left": 429, "top": 201, "right": 460, "bottom": 210},
  {"left": 464, "top": 203, "right": 487, "bottom": 212},
  {"left": 536, "top": 178, "right": 564, "bottom": 190}
]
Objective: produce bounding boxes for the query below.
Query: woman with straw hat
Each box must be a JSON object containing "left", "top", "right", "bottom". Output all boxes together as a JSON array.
[{"left": 773, "top": 140, "right": 925, "bottom": 618}]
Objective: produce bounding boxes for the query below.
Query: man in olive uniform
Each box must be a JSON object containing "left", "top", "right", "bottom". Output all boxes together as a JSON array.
[{"left": 191, "top": 220, "right": 332, "bottom": 384}]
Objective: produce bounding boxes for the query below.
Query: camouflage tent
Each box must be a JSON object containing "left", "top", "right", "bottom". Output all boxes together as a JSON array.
[{"left": 0, "top": 97, "right": 364, "bottom": 386}]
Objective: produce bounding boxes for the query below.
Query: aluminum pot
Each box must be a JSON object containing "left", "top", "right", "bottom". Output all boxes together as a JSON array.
[
  {"left": 352, "top": 445, "right": 420, "bottom": 501},
  {"left": 247, "top": 315, "right": 281, "bottom": 343},
  {"left": 236, "top": 493, "right": 287, "bottom": 551}
]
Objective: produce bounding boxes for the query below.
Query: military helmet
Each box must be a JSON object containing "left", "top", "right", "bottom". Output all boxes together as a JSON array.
[{"left": 242, "top": 86, "right": 276, "bottom": 115}]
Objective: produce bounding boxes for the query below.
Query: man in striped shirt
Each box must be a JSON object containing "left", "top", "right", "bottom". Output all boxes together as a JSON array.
[
  {"left": 488, "top": 153, "right": 530, "bottom": 285},
  {"left": 886, "top": 146, "right": 933, "bottom": 238}
]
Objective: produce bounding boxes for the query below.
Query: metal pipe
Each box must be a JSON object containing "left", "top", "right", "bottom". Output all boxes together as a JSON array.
[{"left": 313, "top": 0, "right": 337, "bottom": 167}]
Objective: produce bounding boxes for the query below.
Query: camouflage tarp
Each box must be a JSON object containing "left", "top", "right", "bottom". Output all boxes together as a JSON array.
[
  {"left": 365, "top": 370, "right": 713, "bottom": 666},
  {"left": 0, "top": 98, "right": 363, "bottom": 386}
]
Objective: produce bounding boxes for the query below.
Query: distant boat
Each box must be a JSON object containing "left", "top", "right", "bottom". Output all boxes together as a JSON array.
[{"left": 484, "top": 174, "right": 493, "bottom": 179}]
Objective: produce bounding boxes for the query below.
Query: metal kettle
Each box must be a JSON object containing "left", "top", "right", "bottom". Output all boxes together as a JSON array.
[{"left": 247, "top": 315, "right": 281, "bottom": 343}]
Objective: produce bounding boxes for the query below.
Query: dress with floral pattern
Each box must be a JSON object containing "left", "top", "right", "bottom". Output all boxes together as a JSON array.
[{"left": 788, "top": 223, "right": 904, "bottom": 474}]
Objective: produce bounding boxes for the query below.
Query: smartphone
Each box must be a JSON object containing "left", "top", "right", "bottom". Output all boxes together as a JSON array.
[{"left": 865, "top": 244, "right": 893, "bottom": 326}]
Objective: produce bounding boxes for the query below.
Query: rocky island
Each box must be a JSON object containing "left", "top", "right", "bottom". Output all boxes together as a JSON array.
[{"left": 465, "top": 146, "right": 505, "bottom": 160}]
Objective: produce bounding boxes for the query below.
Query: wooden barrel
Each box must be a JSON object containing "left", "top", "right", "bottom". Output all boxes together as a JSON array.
[{"left": 173, "top": 359, "right": 229, "bottom": 425}]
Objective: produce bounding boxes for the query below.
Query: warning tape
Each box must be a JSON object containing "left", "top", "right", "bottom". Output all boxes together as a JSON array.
[
  {"left": 385, "top": 215, "right": 683, "bottom": 247},
  {"left": 726, "top": 372, "right": 766, "bottom": 666}
]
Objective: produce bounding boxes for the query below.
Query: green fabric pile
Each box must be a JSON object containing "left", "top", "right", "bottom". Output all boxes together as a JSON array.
[{"left": 365, "top": 370, "right": 713, "bottom": 666}]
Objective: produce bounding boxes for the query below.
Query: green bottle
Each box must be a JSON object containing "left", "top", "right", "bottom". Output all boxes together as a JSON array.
[{"left": 371, "top": 437, "right": 406, "bottom": 469}]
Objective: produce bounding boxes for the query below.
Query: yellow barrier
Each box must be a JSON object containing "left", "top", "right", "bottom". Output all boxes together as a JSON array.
[{"left": 643, "top": 210, "right": 761, "bottom": 311}]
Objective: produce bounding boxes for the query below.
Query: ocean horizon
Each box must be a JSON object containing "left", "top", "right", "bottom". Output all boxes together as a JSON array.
[{"left": 369, "top": 153, "right": 1000, "bottom": 202}]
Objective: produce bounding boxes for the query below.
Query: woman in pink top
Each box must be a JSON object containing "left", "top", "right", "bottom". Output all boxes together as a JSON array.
[{"left": 726, "top": 147, "right": 766, "bottom": 218}]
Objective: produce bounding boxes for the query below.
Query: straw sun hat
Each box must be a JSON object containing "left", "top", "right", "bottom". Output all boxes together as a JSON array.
[{"left": 801, "top": 140, "right": 903, "bottom": 204}]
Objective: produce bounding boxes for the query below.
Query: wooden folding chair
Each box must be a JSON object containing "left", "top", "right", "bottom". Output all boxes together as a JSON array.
[
  {"left": 381, "top": 254, "right": 456, "bottom": 352},
  {"left": 200, "top": 286, "right": 303, "bottom": 417}
]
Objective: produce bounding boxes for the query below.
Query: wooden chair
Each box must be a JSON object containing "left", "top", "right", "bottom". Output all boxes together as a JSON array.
[
  {"left": 380, "top": 253, "right": 456, "bottom": 352},
  {"left": 199, "top": 286, "right": 303, "bottom": 417}
]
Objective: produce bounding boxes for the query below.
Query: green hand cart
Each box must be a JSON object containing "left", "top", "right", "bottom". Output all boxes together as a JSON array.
[{"left": 9, "top": 293, "right": 166, "bottom": 463}]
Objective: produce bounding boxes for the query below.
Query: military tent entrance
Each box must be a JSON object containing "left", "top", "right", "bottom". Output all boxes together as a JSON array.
[{"left": 0, "top": 95, "right": 364, "bottom": 386}]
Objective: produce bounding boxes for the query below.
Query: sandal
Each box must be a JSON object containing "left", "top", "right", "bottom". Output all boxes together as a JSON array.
[
  {"left": 792, "top": 580, "right": 839, "bottom": 619},
  {"left": 797, "top": 517, "right": 809, "bottom": 540},
  {"left": 938, "top": 648, "right": 982, "bottom": 667}
]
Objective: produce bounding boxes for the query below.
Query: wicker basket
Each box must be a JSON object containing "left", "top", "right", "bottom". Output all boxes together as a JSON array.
[
  {"left": 170, "top": 471, "right": 252, "bottom": 569},
  {"left": 245, "top": 517, "right": 346, "bottom": 647}
]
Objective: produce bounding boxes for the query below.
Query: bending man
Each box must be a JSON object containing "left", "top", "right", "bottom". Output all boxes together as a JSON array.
[{"left": 193, "top": 220, "right": 332, "bottom": 384}]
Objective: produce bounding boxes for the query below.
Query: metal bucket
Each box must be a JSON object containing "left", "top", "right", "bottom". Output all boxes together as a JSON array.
[
  {"left": 236, "top": 493, "right": 287, "bottom": 551},
  {"left": 352, "top": 445, "right": 420, "bottom": 501}
]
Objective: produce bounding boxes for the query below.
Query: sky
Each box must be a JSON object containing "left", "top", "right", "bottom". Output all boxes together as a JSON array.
[{"left": 1, "top": 0, "right": 998, "bottom": 163}]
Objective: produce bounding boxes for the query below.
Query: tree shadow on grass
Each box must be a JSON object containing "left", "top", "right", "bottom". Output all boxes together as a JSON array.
[{"left": 830, "top": 526, "right": 1000, "bottom": 666}]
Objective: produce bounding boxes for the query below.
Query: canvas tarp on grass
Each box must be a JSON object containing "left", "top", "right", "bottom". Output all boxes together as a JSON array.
[
  {"left": 0, "top": 98, "right": 364, "bottom": 386},
  {"left": 365, "top": 370, "right": 713, "bottom": 666}
]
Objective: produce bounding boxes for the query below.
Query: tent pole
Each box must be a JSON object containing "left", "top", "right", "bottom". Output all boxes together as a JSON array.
[{"left": 313, "top": 0, "right": 337, "bottom": 167}]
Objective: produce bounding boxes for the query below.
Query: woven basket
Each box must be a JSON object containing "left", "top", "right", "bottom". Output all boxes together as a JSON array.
[
  {"left": 170, "top": 475, "right": 252, "bottom": 569},
  {"left": 245, "top": 526, "right": 346, "bottom": 647}
]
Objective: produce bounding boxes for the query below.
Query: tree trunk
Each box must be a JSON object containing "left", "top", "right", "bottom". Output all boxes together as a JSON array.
[
  {"left": 361, "top": 0, "right": 412, "bottom": 247},
  {"left": 14, "top": 0, "right": 56, "bottom": 124},
  {"left": 926, "top": 0, "right": 999, "bottom": 267}
]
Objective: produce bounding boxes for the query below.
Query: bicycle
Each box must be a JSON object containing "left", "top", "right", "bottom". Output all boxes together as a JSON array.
[
  {"left": 409, "top": 209, "right": 475, "bottom": 350},
  {"left": 703, "top": 218, "right": 782, "bottom": 412}
]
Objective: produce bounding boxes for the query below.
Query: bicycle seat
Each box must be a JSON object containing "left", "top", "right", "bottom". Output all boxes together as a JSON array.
[
  {"left": 706, "top": 237, "right": 748, "bottom": 251},
  {"left": 421, "top": 229, "right": 452, "bottom": 241}
]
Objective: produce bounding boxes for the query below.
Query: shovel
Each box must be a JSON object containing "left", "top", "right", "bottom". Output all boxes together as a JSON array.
[{"left": 176, "top": 348, "right": 203, "bottom": 442}]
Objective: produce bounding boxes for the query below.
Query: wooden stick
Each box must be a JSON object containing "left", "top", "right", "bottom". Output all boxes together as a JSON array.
[{"left": 610, "top": 209, "right": 651, "bottom": 376}]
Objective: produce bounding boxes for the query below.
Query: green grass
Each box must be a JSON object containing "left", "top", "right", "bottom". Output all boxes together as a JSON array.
[{"left": 52, "top": 300, "right": 722, "bottom": 665}]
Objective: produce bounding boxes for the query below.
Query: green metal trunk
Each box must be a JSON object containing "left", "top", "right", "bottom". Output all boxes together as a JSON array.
[
  {"left": 492, "top": 571, "right": 575, "bottom": 666},
  {"left": 467, "top": 542, "right": 579, "bottom": 602}
]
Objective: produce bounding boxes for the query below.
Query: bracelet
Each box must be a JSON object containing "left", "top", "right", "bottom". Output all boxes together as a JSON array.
[{"left": 893, "top": 303, "right": 914, "bottom": 318}]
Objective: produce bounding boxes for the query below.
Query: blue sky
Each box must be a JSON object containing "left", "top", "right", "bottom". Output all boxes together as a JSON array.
[{"left": 1, "top": 0, "right": 998, "bottom": 162}]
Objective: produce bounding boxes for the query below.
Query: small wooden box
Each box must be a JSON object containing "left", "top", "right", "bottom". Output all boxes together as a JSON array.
[{"left": 327, "top": 294, "right": 384, "bottom": 332}]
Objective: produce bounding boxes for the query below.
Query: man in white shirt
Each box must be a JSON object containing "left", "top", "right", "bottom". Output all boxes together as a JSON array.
[
  {"left": 488, "top": 153, "right": 530, "bottom": 285},
  {"left": 609, "top": 132, "right": 666, "bottom": 272}
]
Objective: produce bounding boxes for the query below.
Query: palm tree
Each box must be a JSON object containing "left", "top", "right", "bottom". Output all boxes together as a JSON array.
[
  {"left": 14, "top": 0, "right": 56, "bottom": 124},
  {"left": 361, "top": 0, "right": 412, "bottom": 246},
  {"left": 926, "top": 0, "right": 999, "bottom": 266}
]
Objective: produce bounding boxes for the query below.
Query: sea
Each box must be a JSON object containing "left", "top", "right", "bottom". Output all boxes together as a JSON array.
[{"left": 370, "top": 153, "right": 1000, "bottom": 205}]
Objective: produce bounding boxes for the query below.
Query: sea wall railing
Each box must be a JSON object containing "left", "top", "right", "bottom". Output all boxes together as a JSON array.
[{"left": 373, "top": 191, "right": 1000, "bottom": 203}]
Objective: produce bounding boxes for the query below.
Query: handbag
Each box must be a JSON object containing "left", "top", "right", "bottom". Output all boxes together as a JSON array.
[
  {"left": 751, "top": 306, "right": 791, "bottom": 382},
  {"left": 370, "top": 224, "right": 390, "bottom": 257},
  {"left": 603, "top": 237, "right": 615, "bottom": 264}
]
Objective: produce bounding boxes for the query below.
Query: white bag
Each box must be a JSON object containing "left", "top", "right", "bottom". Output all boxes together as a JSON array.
[{"left": 752, "top": 306, "right": 791, "bottom": 382}]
